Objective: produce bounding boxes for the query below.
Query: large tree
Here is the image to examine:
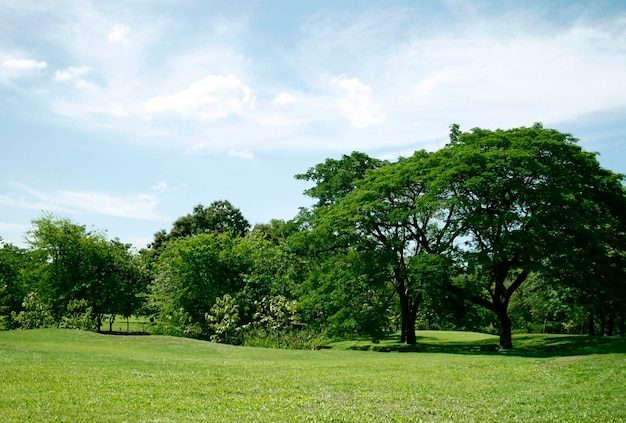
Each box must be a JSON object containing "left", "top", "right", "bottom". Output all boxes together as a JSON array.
[
  {"left": 437, "top": 123, "right": 626, "bottom": 348},
  {"left": 313, "top": 151, "right": 463, "bottom": 344}
]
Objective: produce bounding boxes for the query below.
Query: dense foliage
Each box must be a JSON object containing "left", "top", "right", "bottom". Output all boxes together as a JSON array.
[{"left": 1, "top": 124, "right": 624, "bottom": 349}]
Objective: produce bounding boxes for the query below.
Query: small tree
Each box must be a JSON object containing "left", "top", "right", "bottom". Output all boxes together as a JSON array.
[{"left": 206, "top": 294, "right": 240, "bottom": 343}]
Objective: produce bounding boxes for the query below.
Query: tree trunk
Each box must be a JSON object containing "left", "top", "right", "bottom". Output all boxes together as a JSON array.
[
  {"left": 588, "top": 312, "right": 595, "bottom": 336},
  {"left": 599, "top": 311, "right": 606, "bottom": 336},
  {"left": 607, "top": 314, "right": 614, "bottom": 337},
  {"left": 402, "top": 316, "right": 417, "bottom": 344},
  {"left": 497, "top": 311, "right": 513, "bottom": 350},
  {"left": 397, "top": 285, "right": 418, "bottom": 345},
  {"left": 619, "top": 312, "right": 625, "bottom": 337}
]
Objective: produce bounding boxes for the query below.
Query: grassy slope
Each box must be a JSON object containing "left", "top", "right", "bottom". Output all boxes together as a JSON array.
[{"left": 1, "top": 329, "right": 625, "bottom": 422}]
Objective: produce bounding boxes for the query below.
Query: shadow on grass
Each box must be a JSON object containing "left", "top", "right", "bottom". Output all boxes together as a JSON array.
[
  {"left": 500, "top": 334, "right": 626, "bottom": 358},
  {"left": 97, "top": 330, "right": 151, "bottom": 336},
  {"left": 345, "top": 333, "right": 626, "bottom": 358}
]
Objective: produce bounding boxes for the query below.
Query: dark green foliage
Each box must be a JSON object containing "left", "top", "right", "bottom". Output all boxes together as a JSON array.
[
  {"left": 0, "top": 242, "right": 31, "bottom": 323},
  {"left": 294, "top": 124, "right": 626, "bottom": 348},
  {"left": 435, "top": 123, "right": 626, "bottom": 348},
  {"left": 297, "top": 249, "right": 392, "bottom": 341}
]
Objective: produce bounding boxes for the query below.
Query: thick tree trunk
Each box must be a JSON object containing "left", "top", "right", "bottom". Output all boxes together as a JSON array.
[
  {"left": 398, "top": 292, "right": 417, "bottom": 344},
  {"left": 497, "top": 311, "right": 513, "bottom": 350},
  {"left": 404, "top": 308, "right": 418, "bottom": 345},
  {"left": 397, "top": 282, "right": 418, "bottom": 345}
]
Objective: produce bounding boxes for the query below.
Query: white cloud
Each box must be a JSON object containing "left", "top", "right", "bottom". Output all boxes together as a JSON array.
[
  {"left": 273, "top": 92, "right": 296, "bottom": 105},
  {"left": 0, "top": 184, "right": 167, "bottom": 221},
  {"left": 389, "top": 19, "right": 626, "bottom": 128},
  {"left": 54, "top": 65, "right": 91, "bottom": 82},
  {"left": 1, "top": 58, "right": 47, "bottom": 70},
  {"left": 151, "top": 181, "right": 168, "bottom": 190},
  {"left": 54, "top": 65, "right": 97, "bottom": 89},
  {"left": 228, "top": 149, "right": 254, "bottom": 159},
  {"left": 6, "top": 2, "right": 626, "bottom": 156},
  {"left": 329, "top": 75, "right": 387, "bottom": 128},
  {"left": 144, "top": 74, "right": 255, "bottom": 120},
  {"left": 57, "top": 190, "right": 163, "bottom": 220},
  {"left": 108, "top": 23, "right": 130, "bottom": 43}
]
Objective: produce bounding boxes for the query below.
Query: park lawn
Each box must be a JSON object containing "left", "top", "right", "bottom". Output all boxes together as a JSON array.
[{"left": 0, "top": 329, "right": 625, "bottom": 422}]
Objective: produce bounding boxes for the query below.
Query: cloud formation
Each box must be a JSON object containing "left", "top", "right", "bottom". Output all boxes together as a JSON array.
[
  {"left": 0, "top": 184, "right": 167, "bottom": 221},
  {"left": 1, "top": 58, "right": 47, "bottom": 70},
  {"left": 329, "top": 75, "right": 387, "bottom": 128},
  {"left": 108, "top": 24, "right": 130, "bottom": 43},
  {"left": 144, "top": 74, "right": 255, "bottom": 120},
  {"left": 53, "top": 66, "right": 97, "bottom": 89},
  {"left": 3, "top": 2, "right": 626, "bottom": 154},
  {"left": 273, "top": 92, "right": 296, "bottom": 105}
]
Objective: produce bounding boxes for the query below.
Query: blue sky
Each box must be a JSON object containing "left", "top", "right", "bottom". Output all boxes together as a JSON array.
[{"left": 1, "top": 0, "right": 626, "bottom": 249}]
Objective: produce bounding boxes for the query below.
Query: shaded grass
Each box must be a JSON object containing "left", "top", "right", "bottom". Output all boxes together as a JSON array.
[
  {"left": 331, "top": 330, "right": 500, "bottom": 353},
  {"left": 1, "top": 329, "right": 625, "bottom": 422},
  {"left": 331, "top": 330, "right": 626, "bottom": 356}
]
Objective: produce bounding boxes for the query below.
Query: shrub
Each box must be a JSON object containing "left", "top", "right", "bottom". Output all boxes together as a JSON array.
[
  {"left": 10, "top": 292, "right": 54, "bottom": 329},
  {"left": 60, "top": 299, "right": 96, "bottom": 331},
  {"left": 241, "top": 326, "right": 328, "bottom": 350}
]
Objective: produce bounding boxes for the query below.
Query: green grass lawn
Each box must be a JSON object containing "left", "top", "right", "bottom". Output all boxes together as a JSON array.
[{"left": 1, "top": 329, "right": 625, "bottom": 422}]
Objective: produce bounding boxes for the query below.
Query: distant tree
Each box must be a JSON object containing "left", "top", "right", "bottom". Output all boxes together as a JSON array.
[
  {"left": 0, "top": 241, "right": 30, "bottom": 323},
  {"left": 146, "top": 201, "right": 250, "bottom": 265},
  {"left": 25, "top": 214, "right": 147, "bottom": 331},
  {"left": 170, "top": 200, "right": 250, "bottom": 239},
  {"left": 25, "top": 215, "right": 93, "bottom": 323},
  {"left": 149, "top": 233, "right": 245, "bottom": 336}
]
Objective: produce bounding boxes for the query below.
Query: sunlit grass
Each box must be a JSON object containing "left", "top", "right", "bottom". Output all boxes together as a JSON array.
[{"left": 1, "top": 329, "right": 625, "bottom": 422}]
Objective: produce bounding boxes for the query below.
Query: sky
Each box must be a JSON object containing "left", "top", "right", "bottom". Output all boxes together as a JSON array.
[{"left": 1, "top": 0, "right": 626, "bottom": 249}]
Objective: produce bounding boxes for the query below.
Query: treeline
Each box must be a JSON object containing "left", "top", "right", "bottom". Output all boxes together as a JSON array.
[{"left": 1, "top": 124, "right": 625, "bottom": 349}]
